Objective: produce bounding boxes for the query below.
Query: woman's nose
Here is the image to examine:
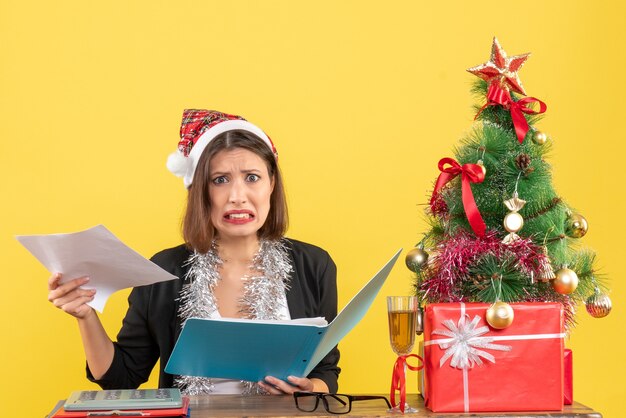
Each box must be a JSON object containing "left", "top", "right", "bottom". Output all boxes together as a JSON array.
[{"left": 228, "top": 180, "right": 247, "bottom": 204}]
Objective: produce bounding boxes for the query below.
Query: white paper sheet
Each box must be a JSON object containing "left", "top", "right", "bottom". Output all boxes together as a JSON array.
[{"left": 16, "top": 225, "right": 178, "bottom": 312}]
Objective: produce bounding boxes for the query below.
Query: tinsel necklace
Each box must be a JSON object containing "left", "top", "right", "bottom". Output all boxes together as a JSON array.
[{"left": 175, "top": 239, "right": 293, "bottom": 395}]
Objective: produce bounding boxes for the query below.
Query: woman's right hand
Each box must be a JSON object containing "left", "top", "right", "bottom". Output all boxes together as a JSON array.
[{"left": 48, "top": 273, "right": 96, "bottom": 319}]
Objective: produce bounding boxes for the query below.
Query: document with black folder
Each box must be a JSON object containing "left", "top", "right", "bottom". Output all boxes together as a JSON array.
[{"left": 165, "top": 249, "right": 401, "bottom": 382}]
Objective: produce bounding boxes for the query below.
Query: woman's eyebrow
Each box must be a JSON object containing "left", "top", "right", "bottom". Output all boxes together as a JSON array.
[{"left": 209, "top": 168, "right": 262, "bottom": 176}]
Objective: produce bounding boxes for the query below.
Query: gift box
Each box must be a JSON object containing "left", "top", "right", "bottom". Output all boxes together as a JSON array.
[
  {"left": 564, "top": 348, "right": 573, "bottom": 405},
  {"left": 417, "top": 341, "right": 425, "bottom": 396},
  {"left": 422, "top": 302, "right": 564, "bottom": 412}
]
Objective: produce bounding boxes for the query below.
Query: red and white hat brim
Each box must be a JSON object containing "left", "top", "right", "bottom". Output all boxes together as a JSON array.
[{"left": 167, "top": 119, "right": 274, "bottom": 188}]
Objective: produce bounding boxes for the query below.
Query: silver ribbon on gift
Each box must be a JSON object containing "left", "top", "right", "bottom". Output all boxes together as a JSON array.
[{"left": 430, "top": 312, "right": 512, "bottom": 369}]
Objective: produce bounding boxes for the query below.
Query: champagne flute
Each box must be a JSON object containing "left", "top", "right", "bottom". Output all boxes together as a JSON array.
[{"left": 387, "top": 296, "right": 418, "bottom": 413}]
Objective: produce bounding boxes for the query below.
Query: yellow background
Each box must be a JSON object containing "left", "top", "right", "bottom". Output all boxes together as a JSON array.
[{"left": 1, "top": 1, "right": 624, "bottom": 416}]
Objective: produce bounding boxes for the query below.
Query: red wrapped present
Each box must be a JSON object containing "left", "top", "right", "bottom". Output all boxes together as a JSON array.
[
  {"left": 422, "top": 302, "right": 564, "bottom": 412},
  {"left": 564, "top": 348, "right": 573, "bottom": 405},
  {"left": 417, "top": 341, "right": 425, "bottom": 396}
]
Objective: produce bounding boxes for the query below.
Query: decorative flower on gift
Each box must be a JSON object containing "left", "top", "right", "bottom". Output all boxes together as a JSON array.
[{"left": 431, "top": 315, "right": 511, "bottom": 369}]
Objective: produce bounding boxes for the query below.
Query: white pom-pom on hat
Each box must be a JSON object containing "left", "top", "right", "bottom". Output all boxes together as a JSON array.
[{"left": 166, "top": 151, "right": 191, "bottom": 178}]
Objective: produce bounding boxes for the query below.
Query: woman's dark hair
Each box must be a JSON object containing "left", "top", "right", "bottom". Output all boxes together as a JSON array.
[{"left": 183, "top": 130, "right": 288, "bottom": 253}]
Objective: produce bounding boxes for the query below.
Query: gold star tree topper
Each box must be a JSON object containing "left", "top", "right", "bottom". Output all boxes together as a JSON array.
[{"left": 467, "top": 37, "right": 531, "bottom": 96}]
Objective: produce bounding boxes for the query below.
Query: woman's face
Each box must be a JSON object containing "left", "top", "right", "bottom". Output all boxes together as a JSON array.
[{"left": 208, "top": 147, "right": 274, "bottom": 242}]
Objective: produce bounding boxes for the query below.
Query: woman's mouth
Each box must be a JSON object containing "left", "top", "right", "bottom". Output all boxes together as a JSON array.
[
  {"left": 224, "top": 211, "right": 255, "bottom": 224},
  {"left": 227, "top": 213, "right": 251, "bottom": 219}
]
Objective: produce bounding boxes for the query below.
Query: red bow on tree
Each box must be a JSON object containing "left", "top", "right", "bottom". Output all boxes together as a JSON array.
[
  {"left": 476, "top": 83, "right": 547, "bottom": 143},
  {"left": 430, "top": 158, "right": 486, "bottom": 237}
]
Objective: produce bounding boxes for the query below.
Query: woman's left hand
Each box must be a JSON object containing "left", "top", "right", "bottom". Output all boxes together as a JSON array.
[{"left": 259, "top": 375, "right": 325, "bottom": 395}]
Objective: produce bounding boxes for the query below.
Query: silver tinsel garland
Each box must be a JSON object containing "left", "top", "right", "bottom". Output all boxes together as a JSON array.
[{"left": 174, "top": 239, "right": 292, "bottom": 395}]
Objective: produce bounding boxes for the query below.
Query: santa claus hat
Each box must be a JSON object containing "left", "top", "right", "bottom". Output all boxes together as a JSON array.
[{"left": 166, "top": 109, "right": 276, "bottom": 188}]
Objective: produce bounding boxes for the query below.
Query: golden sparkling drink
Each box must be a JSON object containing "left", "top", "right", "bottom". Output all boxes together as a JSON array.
[{"left": 388, "top": 310, "right": 417, "bottom": 355}]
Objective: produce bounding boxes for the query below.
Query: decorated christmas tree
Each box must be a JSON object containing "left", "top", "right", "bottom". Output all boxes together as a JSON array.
[{"left": 408, "top": 37, "right": 612, "bottom": 330}]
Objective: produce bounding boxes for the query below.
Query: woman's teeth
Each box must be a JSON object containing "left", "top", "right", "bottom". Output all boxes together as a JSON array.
[{"left": 228, "top": 213, "right": 251, "bottom": 219}]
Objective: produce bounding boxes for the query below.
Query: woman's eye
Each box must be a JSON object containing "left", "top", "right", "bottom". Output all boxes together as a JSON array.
[
  {"left": 246, "top": 174, "right": 260, "bottom": 182},
  {"left": 212, "top": 176, "right": 228, "bottom": 184}
]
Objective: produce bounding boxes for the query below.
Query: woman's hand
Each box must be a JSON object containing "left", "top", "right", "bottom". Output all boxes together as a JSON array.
[
  {"left": 48, "top": 273, "right": 114, "bottom": 379},
  {"left": 47, "top": 273, "right": 96, "bottom": 319},
  {"left": 258, "top": 376, "right": 328, "bottom": 395}
]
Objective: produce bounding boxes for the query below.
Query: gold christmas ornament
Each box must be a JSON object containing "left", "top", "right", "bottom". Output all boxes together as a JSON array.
[
  {"left": 565, "top": 213, "right": 589, "bottom": 238},
  {"left": 552, "top": 267, "right": 579, "bottom": 295},
  {"left": 537, "top": 246, "right": 556, "bottom": 282},
  {"left": 477, "top": 159, "right": 487, "bottom": 176},
  {"left": 585, "top": 289, "right": 612, "bottom": 318},
  {"left": 405, "top": 247, "right": 429, "bottom": 272},
  {"left": 502, "top": 192, "right": 526, "bottom": 244},
  {"left": 532, "top": 131, "right": 548, "bottom": 145},
  {"left": 486, "top": 301, "right": 515, "bottom": 329}
]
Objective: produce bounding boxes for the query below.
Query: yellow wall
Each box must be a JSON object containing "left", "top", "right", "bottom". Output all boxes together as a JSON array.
[{"left": 1, "top": 1, "right": 624, "bottom": 416}]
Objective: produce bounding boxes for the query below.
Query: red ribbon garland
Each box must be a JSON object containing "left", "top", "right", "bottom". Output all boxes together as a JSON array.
[
  {"left": 390, "top": 354, "right": 424, "bottom": 413},
  {"left": 430, "top": 157, "right": 486, "bottom": 237},
  {"left": 476, "top": 83, "right": 547, "bottom": 143}
]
